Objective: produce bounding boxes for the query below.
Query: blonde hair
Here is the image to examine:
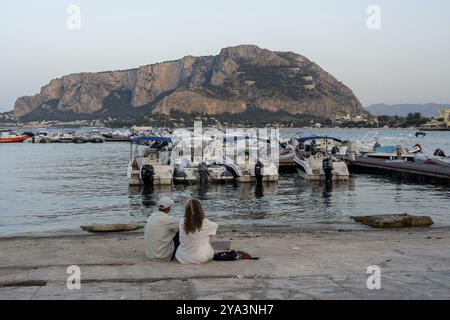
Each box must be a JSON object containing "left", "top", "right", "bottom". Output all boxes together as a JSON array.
[{"left": 183, "top": 199, "right": 205, "bottom": 234}]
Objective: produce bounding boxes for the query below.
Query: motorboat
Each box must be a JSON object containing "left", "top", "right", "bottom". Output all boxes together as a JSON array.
[
  {"left": 222, "top": 136, "right": 279, "bottom": 183},
  {"left": 57, "top": 130, "right": 76, "bottom": 143},
  {"left": 88, "top": 130, "right": 105, "bottom": 143},
  {"left": 171, "top": 135, "right": 236, "bottom": 184},
  {"left": 341, "top": 132, "right": 379, "bottom": 156},
  {"left": 293, "top": 136, "right": 350, "bottom": 181},
  {"left": 0, "top": 129, "right": 28, "bottom": 143},
  {"left": 72, "top": 133, "right": 89, "bottom": 144},
  {"left": 103, "top": 130, "right": 131, "bottom": 142},
  {"left": 127, "top": 136, "right": 174, "bottom": 186}
]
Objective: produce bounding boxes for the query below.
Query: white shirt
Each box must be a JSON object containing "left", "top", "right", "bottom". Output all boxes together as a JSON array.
[
  {"left": 144, "top": 211, "right": 179, "bottom": 261},
  {"left": 175, "top": 218, "right": 218, "bottom": 264}
]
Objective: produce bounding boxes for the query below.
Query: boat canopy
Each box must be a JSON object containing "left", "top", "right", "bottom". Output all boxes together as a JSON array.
[
  {"left": 131, "top": 136, "right": 172, "bottom": 143},
  {"left": 296, "top": 136, "right": 343, "bottom": 143}
]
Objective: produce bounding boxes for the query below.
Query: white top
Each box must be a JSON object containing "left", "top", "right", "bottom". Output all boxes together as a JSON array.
[
  {"left": 175, "top": 218, "right": 218, "bottom": 264},
  {"left": 144, "top": 211, "right": 179, "bottom": 261}
]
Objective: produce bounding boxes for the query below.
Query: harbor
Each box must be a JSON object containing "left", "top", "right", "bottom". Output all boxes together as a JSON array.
[
  {"left": 1, "top": 128, "right": 450, "bottom": 236},
  {"left": 1, "top": 127, "right": 450, "bottom": 300}
]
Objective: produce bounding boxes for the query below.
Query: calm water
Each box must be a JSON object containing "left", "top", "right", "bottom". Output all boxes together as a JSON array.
[{"left": 0, "top": 129, "right": 449, "bottom": 236}]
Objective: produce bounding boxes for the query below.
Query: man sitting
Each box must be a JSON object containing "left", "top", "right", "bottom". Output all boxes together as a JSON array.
[{"left": 144, "top": 197, "right": 179, "bottom": 261}]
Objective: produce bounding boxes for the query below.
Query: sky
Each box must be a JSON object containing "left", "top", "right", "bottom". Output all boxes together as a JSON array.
[{"left": 1, "top": 0, "right": 449, "bottom": 112}]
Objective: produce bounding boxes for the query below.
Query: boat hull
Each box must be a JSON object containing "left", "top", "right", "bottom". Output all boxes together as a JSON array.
[
  {"left": 0, "top": 136, "right": 28, "bottom": 143},
  {"left": 294, "top": 157, "right": 349, "bottom": 181}
]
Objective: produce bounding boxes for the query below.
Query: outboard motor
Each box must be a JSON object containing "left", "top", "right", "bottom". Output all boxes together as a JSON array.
[
  {"left": 197, "top": 162, "right": 209, "bottom": 185},
  {"left": 141, "top": 164, "right": 155, "bottom": 187},
  {"left": 255, "top": 160, "right": 264, "bottom": 185},
  {"left": 322, "top": 157, "right": 333, "bottom": 183}
]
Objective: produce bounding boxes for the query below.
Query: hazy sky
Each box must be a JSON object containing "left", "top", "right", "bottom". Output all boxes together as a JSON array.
[{"left": 1, "top": 0, "right": 449, "bottom": 111}]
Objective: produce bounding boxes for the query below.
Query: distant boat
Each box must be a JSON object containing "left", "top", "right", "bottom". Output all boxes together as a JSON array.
[
  {"left": 127, "top": 136, "right": 174, "bottom": 186},
  {"left": 88, "top": 130, "right": 105, "bottom": 143},
  {"left": 415, "top": 132, "right": 427, "bottom": 138},
  {"left": 57, "top": 130, "right": 76, "bottom": 143},
  {"left": 0, "top": 129, "right": 28, "bottom": 143},
  {"left": 72, "top": 135, "right": 89, "bottom": 144},
  {"left": 102, "top": 130, "right": 131, "bottom": 142}
]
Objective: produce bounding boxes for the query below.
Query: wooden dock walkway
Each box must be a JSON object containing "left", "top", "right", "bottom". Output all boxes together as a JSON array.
[{"left": 349, "top": 157, "right": 450, "bottom": 186}]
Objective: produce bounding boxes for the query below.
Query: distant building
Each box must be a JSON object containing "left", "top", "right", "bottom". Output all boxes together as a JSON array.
[
  {"left": 437, "top": 108, "right": 450, "bottom": 127},
  {"left": 422, "top": 119, "right": 441, "bottom": 129},
  {"left": 335, "top": 113, "right": 351, "bottom": 122},
  {"left": 351, "top": 114, "right": 366, "bottom": 122}
]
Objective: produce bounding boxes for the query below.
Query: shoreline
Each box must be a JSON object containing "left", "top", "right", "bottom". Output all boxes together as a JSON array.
[
  {"left": 3, "top": 221, "right": 450, "bottom": 240},
  {"left": 1, "top": 226, "right": 449, "bottom": 300}
]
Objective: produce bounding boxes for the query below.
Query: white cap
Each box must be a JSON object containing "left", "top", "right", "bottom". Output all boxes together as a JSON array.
[{"left": 158, "top": 196, "right": 173, "bottom": 210}]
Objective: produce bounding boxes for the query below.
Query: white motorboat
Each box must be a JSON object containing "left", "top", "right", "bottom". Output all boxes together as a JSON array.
[
  {"left": 88, "top": 130, "right": 105, "bottom": 143},
  {"left": 127, "top": 136, "right": 174, "bottom": 186},
  {"left": 293, "top": 136, "right": 349, "bottom": 181},
  {"left": 171, "top": 135, "right": 236, "bottom": 184},
  {"left": 57, "top": 130, "right": 76, "bottom": 143},
  {"left": 222, "top": 136, "right": 279, "bottom": 183},
  {"left": 341, "top": 132, "right": 380, "bottom": 156}
]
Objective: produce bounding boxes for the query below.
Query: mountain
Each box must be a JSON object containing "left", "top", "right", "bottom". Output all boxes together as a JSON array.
[
  {"left": 14, "top": 45, "right": 364, "bottom": 122},
  {"left": 366, "top": 103, "right": 449, "bottom": 117}
]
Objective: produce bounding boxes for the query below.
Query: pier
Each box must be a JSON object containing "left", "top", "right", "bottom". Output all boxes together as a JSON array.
[{"left": 349, "top": 157, "right": 450, "bottom": 186}]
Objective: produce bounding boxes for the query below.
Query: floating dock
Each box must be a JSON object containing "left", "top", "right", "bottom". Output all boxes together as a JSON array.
[{"left": 349, "top": 156, "right": 450, "bottom": 186}]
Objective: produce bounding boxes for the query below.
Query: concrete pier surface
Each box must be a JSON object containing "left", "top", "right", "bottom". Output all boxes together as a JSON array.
[{"left": 0, "top": 227, "right": 449, "bottom": 300}]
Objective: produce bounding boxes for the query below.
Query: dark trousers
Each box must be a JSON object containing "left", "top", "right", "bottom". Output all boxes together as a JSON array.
[{"left": 171, "top": 231, "right": 180, "bottom": 261}]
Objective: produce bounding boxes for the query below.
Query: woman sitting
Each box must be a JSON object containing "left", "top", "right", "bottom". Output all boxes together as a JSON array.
[{"left": 175, "top": 199, "right": 218, "bottom": 264}]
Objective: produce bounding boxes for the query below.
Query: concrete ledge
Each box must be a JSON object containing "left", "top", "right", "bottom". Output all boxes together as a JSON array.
[{"left": 1, "top": 227, "right": 449, "bottom": 299}]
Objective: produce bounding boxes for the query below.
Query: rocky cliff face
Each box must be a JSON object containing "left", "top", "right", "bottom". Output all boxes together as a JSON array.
[{"left": 14, "top": 45, "right": 364, "bottom": 120}]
